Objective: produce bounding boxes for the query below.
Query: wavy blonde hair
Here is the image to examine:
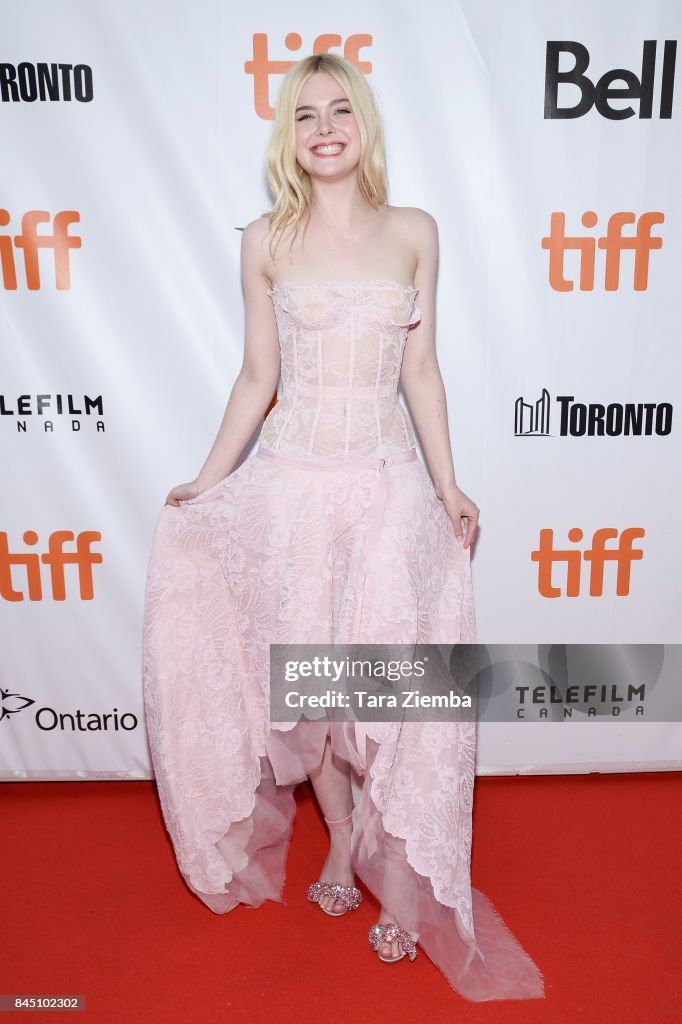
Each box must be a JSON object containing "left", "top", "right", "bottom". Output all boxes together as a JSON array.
[{"left": 265, "top": 54, "right": 388, "bottom": 262}]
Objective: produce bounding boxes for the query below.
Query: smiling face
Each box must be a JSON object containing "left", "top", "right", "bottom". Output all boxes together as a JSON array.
[{"left": 294, "top": 70, "right": 361, "bottom": 181}]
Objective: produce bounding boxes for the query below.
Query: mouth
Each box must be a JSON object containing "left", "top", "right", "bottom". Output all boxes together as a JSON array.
[{"left": 310, "top": 143, "right": 346, "bottom": 157}]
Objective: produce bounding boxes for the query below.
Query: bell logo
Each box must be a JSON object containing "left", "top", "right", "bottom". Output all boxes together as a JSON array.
[
  {"left": 0, "top": 210, "right": 81, "bottom": 290},
  {"left": 531, "top": 528, "right": 645, "bottom": 597},
  {"left": 541, "top": 212, "right": 664, "bottom": 290},
  {"left": 544, "top": 40, "right": 676, "bottom": 120},
  {"left": 0, "top": 531, "right": 102, "bottom": 601}
]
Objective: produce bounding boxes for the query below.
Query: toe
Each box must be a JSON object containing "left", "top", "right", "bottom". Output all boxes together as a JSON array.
[{"left": 379, "top": 938, "right": 401, "bottom": 961}]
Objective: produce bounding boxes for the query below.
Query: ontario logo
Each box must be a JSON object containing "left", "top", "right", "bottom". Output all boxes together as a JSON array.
[
  {"left": 0, "top": 686, "right": 35, "bottom": 723},
  {"left": 0, "top": 688, "right": 138, "bottom": 731}
]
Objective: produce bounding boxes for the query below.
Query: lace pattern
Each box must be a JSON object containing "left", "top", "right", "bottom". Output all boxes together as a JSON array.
[
  {"left": 261, "top": 280, "right": 422, "bottom": 458},
  {"left": 142, "top": 279, "right": 545, "bottom": 1001}
]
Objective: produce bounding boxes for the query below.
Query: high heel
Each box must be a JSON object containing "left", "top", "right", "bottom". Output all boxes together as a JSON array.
[{"left": 306, "top": 814, "right": 362, "bottom": 917}]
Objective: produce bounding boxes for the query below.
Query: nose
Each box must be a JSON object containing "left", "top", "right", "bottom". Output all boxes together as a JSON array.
[{"left": 317, "top": 110, "right": 334, "bottom": 134}]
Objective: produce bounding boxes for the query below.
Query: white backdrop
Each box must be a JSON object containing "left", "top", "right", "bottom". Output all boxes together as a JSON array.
[{"left": 1, "top": 0, "right": 680, "bottom": 778}]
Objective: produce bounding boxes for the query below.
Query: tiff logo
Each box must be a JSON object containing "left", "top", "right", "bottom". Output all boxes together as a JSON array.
[
  {"left": 0, "top": 531, "right": 102, "bottom": 601},
  {"left": 244, "top": 35, "right": 372, "bottom": 119},
  {"left": 541, "top": 212, "right": 663, "bottom": 291},
  {"left": 531, "top": 528, "right": 645, "bottom": 597},
  {"left": 0, "top": 210, "right": 81, "bottom": 290}
]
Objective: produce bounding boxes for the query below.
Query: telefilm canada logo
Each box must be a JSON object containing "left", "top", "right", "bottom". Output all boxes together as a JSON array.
[
  {"left": 514, "top": 389, "right": 673, "bottom": 438},
  {"left": 0, "top": 687, "right": 138, "bottom": 732},
  {"left": 488, "top": 645, "right": 669, "bottom": 721},
  {"left": 0, "top": 394, "right": 106, "bottom": 435}
]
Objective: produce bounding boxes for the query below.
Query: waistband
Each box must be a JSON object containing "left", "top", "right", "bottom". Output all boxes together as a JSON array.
[
  {"left": 290, "top": 383, "right": 396, "bottom": 399},
  {"left": 256, "top": 447, "right": 418, "bottom": 471}
]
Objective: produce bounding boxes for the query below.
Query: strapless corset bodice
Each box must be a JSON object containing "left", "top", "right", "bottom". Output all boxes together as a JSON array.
[{"left": 260, "top": 279, "right": 422, "bottom": 458}]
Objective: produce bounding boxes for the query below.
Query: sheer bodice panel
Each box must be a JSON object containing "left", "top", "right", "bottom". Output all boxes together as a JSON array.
[{"left": 260, "top": 280, "right": 422, "bottom": 458}]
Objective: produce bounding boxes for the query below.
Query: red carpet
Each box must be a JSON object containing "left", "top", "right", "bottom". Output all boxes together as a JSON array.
[{"left": 4, "top": 772, "right": 680, "bottom": 1023}]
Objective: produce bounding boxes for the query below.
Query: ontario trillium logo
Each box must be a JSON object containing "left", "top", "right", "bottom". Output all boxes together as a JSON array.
[{"left": 0, "top": 686, "right": 35, "bottom": 723}]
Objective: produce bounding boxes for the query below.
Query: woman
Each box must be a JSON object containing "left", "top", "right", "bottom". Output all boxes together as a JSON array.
[{"left": 143, "top": 52, "right": 544, "bottom": 1001}]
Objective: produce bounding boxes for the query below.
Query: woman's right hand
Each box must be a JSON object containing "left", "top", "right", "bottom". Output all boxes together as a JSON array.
[{"left": 164, "top": 480, "right": 203, "bottom": 507}]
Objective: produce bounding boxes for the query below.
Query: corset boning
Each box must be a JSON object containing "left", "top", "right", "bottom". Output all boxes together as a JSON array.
[{"left": 259, "top": 280, "right": 423, "bottom": 459}]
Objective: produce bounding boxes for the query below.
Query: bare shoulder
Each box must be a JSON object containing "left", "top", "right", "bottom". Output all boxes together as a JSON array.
[
  {"left": 242, "top": 212, "right": 272, "bottom": 252},
  {"left": 386, "top": 205, "right": 438, "bottom": 274},
  {"left": 241, "top": 212, "right": 272, "bottom": 282},
  {"left": 387, "top": 204, "right": 438, "bottom": 239}
]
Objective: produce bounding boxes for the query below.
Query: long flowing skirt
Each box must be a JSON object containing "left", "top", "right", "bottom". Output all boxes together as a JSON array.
[{"left": 142, "top": 446, "right": 544, "bottom": 1001}]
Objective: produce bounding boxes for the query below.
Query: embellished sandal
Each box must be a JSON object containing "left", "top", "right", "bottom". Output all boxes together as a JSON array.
[
  {"left": 306, "top": 814, "right": 362, "bottom": 918},
  {"left": 368, "top": 922, "right": 418, "bottom": 963}
]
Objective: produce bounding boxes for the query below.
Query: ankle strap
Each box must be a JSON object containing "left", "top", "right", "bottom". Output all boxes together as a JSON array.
[{"left": 324, "top": 813, "right": 353, "bottom": 829}]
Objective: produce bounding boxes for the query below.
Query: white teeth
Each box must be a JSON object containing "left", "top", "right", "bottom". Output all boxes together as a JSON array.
[{"left": 313, "top": 144, "right": 344, "bottom": 154}]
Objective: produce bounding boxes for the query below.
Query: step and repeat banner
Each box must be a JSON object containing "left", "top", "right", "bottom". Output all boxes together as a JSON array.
[{"left": 2, "top": 1, "right": 681, "bottom": 778}]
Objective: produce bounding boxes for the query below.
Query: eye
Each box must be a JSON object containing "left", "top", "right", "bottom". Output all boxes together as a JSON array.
[{"left": 296, "top": 107, "right": 352, "bottom": 122}]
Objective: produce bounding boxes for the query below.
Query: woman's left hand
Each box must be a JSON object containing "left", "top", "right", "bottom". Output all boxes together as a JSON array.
[{"left": 436, "top": 482, "right": 480, "bottom": 549}]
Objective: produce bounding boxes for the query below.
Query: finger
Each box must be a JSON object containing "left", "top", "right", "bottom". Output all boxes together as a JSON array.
[
  {"left": 459, "top": 517, "right": 469, "bottom": 547},
  {"left": 461, "top": 516, "right": 477, "bottom": 549}
]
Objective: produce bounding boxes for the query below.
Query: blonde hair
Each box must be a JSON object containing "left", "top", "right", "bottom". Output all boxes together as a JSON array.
[{"left": 265, "top": 54, "right": 388, "bottom": 262}]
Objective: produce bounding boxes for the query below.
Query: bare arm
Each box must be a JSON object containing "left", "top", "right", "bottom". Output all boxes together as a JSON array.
[
  {"left": 166, "top": 215, "right": 280, "bottom": 504},
  {"left": 400, "top": 210, "right": 457, "bottom": 493},
  {"left": 399, "top": 210, "right": 479, "bottom": 546}
]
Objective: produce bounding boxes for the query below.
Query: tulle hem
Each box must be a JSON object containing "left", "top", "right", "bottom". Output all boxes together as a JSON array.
[{"left": 171, "top": 724, "right": 544, "bottom": 1002}]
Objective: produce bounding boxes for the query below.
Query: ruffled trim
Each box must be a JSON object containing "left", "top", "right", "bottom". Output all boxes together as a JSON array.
[
  {"left": 267, "top": 278, "right": 417, "bottom": 296},
  {"left": 267, "top": 279, "right": 420, "bottom": 335}
]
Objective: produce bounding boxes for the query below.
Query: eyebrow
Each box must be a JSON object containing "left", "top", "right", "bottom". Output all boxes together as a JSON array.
[{"left": 295, "top": 97, "right": 350, "bottom": 112}]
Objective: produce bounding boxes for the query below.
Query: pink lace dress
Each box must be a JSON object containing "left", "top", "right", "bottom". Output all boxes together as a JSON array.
[{"left": 142, "top": 280, "right": 544, "bottom": 1002}]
